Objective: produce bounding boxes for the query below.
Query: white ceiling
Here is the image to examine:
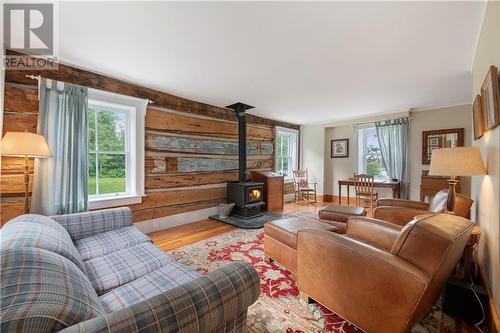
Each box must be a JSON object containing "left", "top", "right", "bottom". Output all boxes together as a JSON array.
[{"left": 58, "top": 1, "right": 486, "bottom": 125}]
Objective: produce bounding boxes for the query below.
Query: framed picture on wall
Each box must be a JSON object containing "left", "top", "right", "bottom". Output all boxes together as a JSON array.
[
  {"left": 472, "top": 94, "right": 485, "bottom": 140},
  {"left": 481, "top": 65, "right": 500, "bottom": 131},
  {"left": 421, "top": 128, "right": 464, "bottom": 164},
  {"left": 331, "top": 139, "right": 349, "bottom": 158}
]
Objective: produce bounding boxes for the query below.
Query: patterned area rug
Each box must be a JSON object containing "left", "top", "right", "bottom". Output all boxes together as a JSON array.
[{"left": 168, "top": 229, "right": 458, "bottom": 333}]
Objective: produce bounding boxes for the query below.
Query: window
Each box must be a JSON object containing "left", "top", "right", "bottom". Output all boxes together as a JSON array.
[
  {"left": 275, "top": 127, "right": 299, "bottom": 179},
  {"left": 87, "top": 89, "right": 146, "bottom": 209},
  {"left": 356, "top": 125, "right": 388, "bottom": 180}
]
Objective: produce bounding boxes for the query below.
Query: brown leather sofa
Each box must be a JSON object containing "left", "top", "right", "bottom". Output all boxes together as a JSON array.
[
  {"left": 297, "top": 214, "right": 473, "bottom": 333},
  {"left": 373, "top": 189, "right": 473, "bottom": 226}
]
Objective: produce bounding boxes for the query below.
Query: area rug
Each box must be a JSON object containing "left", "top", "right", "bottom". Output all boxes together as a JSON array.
[
  {"left": 168, "top": 228, "right": 460, "bottom": 333},
  {"left": 209, "top": 212, "right": 283, "bottom": 229}
]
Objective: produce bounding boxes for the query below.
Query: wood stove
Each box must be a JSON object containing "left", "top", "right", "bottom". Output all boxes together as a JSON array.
[{"left": 226, "top": 102, "right": 265, "bottom": 219}]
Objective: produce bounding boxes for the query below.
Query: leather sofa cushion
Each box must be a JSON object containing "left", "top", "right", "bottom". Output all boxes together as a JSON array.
[
  {"left": 0, "top": 248, "right": 104, "bottom": 333},
  {"left": 319, "top": 205, "right": 367, "bottom": 222},
  {"left": 264, "top": 217, "right": 336, "bottom": 249}
]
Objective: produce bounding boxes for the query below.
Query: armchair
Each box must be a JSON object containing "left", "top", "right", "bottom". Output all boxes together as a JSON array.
[
  {"left": 373, "top": 189, "right": 473, "bottom": 226},
  {"left": 297, "top": 214, "right": 473, "bottom": 333}
]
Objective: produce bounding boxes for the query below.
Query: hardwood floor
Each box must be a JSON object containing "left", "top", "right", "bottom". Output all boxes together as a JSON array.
[
  {"left": 148, "top": 219, "right": 236, "bottom": 251},
  {"left": 149, "top": 200, "right": 329, "bottom": 251}
]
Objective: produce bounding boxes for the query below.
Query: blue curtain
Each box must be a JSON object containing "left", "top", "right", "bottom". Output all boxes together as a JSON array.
[
  {"left": 375, "top": 117, "right": 409, "bottom": 199},
  {"left": 31, "top": 78, "right": 88, "bottom": 215}
]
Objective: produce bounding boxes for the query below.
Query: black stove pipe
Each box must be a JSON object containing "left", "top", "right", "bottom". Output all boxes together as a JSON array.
[{"left": 226, "top": 102, "right": 255, "bottom": 183}]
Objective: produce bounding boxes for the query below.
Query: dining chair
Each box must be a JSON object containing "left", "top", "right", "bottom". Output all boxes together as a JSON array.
[
  {"left": 353, "top": 173, "right": 378, "bottom": 213},
  {"left": 293, "top": 169, "right": 317, "bottom": 204}
]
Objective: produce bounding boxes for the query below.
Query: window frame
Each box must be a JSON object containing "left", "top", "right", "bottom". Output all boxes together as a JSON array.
[
  {"left": 87, "top": 89, "right": 146, "bottom": 210},
  {"left": 88, "top": 99, "right": 131, "bottom": 198},
  {"left": 274, "top": 126, "right": 299, "bottom": 180},
  {"left": 354, "top": 124, "right": 388, "bottom": 180}
]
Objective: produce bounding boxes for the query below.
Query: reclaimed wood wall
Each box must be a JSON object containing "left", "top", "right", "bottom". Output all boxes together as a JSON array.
[{"left": 1, "top": 53, "right": 298, "bottom": 224}]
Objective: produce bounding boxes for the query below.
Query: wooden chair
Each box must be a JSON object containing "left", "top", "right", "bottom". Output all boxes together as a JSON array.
[
  {"left": 293, "top": 169, "right": 317, "bottom": 204},
  {"left": 353, "top": 173, "right": 378, "bottom": 213}
]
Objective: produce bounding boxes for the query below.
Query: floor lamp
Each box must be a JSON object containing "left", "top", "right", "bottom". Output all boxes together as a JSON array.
[
  {"left": 1, "top": 131, "right": 52, "bottom": 213},
  {"left": 429, "top": 147, "right": 486, "bottom": 212}
]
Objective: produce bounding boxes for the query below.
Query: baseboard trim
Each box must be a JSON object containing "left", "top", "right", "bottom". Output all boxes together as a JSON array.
[
  {"left": 474, "top": 251, "right": 500, "bottom": 333},
  {"left": 323, "top": 195, "right": 357, "bottom": 203},
  {"left": 134, "top": 206, "right": 219, "bottom": 234}
]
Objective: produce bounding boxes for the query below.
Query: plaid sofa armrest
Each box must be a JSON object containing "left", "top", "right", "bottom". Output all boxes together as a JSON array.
[
  {"left": 50, "top": 207, "right": 132, "bottom": 241},
  {"left": 60, "top": 262, "right": 260, "bottom": 333}
]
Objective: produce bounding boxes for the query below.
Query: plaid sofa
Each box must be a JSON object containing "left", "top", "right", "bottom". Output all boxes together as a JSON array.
[{"left": 1, "top": 207, "right": 260, "bottom": 333}]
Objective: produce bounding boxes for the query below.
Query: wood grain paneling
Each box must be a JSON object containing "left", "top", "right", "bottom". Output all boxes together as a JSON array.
[
  {"left": 284, "top": 181, "right": 295, "bottom": 195},
  {"left": 0, "top": 200, "right": 24, "bottom": 224},
  {"left": 146, "top": 156, "right": 273, "bottom": 173},
  {"left": 2, "top": 113, "right": 38, "bottom": 134},
  {"left": 146, "top": 110, "right": 274, "bottom": 140},
  {"left": 1, "top": 174, "right": 33, "bottom": 196},
  {"left": 4, "top": 85, "right": 38, "bottom": 113},
  {"left": 1, "top": 157, "right": 34, "bottom": 174},
  {"left": 146, "top": 172, "right": 239, "bottom": 189},
  {"left": 132, "top": 199, "right": 224, "bottom": 222},
  {"left": 146, "top": 134, "right": 273, "bottom": 155},
  {"left": 130, "top": 187, "right": 226, "bottom": 212}
]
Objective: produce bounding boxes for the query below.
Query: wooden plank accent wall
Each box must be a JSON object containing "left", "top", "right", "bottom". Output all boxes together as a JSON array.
[
  {"left": 1, "top": 54, "right": 298, "bottom": 224},
  {"left": 284, "top": 181, "right": 295, "bottom": 195}
]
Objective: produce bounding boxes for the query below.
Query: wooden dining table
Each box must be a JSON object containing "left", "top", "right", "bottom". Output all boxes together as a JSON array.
[{"left": 338, "top": 179, "right": 401, "bottom": 205}]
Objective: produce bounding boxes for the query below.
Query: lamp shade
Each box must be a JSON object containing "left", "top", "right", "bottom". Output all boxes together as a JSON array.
[
  {"left": 429, "top": 147, "right": 486, "bottom": 177},
  {"left": 0, "top": 132, "right": 52, "bottom": 158}
]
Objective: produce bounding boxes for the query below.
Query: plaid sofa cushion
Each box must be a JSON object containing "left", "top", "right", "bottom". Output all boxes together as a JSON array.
[
  {"left": 85, "top": 242, "right": 174, "bottom": 295},
  {"left": 1, "top": 248, "right": 105, "bottom": 333},
  {"left": 1, "top": 215, "right": 85, "bottom": 272},
  {"left": 75, "top": 226, "right": 152, "bottom": 261},
  {"left": 100, "top": 262, "right": 202, "bottom": 312},
  {"left": 59, "top": 262, "right": 260, "bottom": 333},
  {"left": 51, "top": 207, "right": 132, "bottom": 241}
]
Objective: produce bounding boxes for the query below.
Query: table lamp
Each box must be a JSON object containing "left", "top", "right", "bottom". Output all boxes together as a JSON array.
[
  {"left": 1, "top": 131, "right": 52, "bottom": 213},
  {"left": 429, "top": 147, "right": 486, "bottom": 212}
]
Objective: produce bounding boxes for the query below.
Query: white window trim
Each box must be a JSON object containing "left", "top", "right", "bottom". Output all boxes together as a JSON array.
[
  {"left": 274, "top": 126, "right": 299, "bottom": 181},
  {"left": 354, "top": 123, "right": 373, "bottom": 174},
  {"left": 87, "top": 88, "right": 146, "bottom": 210},
  {"left": 354, "top": 123, "right": 388, "bottom": 180}
]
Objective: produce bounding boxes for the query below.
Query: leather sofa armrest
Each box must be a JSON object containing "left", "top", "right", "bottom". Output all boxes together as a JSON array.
[
  {"left": 373, "top": 206, "right": 429, "bottom": 226},
  {"left": 376, "top": 198, "right": 428, "bottom": 210},
  {"left": 60, "top": 262, "right": 260, "bottom": 333},
  {"left": 345, "top": 217, "right": 402, "bottom": 251},
  {"left": 297, "top": 230, "right": 429, "bottom": 333}
]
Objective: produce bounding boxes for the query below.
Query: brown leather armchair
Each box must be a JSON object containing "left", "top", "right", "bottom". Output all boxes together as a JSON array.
[
  {"left": 297, "top": 214, "right": 474, "bottom": 333},
  {"left": 373, "top": 189, "right": 473, "bottom": 226}
]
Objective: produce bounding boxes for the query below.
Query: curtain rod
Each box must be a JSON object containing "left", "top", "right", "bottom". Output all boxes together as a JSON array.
[
  {"left": 25, "top": 74, "right": 155, "bottom": 105},
  {"left": 353, "top": 115, "right": 412, "bottom": 127}
]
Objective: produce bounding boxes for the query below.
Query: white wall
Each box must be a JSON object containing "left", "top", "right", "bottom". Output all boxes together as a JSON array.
[
  {"left": 325, "top": 126, "right": 355, "bottom": 196},
  {"left": 409, "top": 105, "right": 472, "bottom": 200},
  {"left": 471, "top": 0, "right": 500, "bottom": 319},
  {"left": 304, "top": 112, "right": 409, "bottom": 199},
  {"left": 300, "top": 125, "right": 325, "bottom": 195}
]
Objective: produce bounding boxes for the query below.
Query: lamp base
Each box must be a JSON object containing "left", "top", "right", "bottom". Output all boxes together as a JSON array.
[
  {"left": 446, "top": 177, "right": 459, "bottom": 212},
  {"left": 24, "top": 155, "right": 30, "bottom": 214}
]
